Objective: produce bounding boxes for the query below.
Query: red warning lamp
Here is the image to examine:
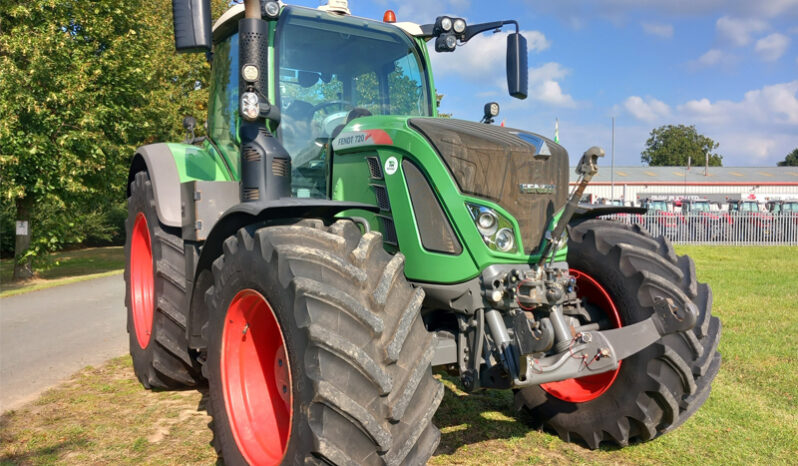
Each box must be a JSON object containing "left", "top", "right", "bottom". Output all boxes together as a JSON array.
[{"left": 383, "top": 10, "right": 396, "bottom": 23}]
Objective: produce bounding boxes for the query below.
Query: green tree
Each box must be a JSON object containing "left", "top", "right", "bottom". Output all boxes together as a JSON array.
[
  {"left": 0, "top": 0, "right": 224, "bottom": 278},
  {"left": 777, "top": 148, "right": 798, "bottom": 166},
  {"left": 641, "top": 124, "right": 723, "bottom": 167}
]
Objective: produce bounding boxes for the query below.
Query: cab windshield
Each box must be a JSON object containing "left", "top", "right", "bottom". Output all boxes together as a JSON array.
[
  {"left": 687, "top": 202, "right": 711, "bottom": 212},
  {"left": 647, "top": 201, "right": 668, "bottom": 211},
  {"left": 276, "top": 6, "right": 432, "bottom": 197},
  {"left": 741, "top": 202, "right": 759, "bottom": 212}
]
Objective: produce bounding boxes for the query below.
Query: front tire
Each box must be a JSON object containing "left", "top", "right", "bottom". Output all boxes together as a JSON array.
[
  {"left": 205, "top": 219, "right": 443, "bottom": 465},
  {"left": 515, "top": 219, "right": 721, "bottom": 449},
  {"left": 124, "top": 171, "right": 201, "bottom": 389}
]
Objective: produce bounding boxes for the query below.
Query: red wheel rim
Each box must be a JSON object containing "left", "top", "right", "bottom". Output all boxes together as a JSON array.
[
  {"left": 130, "top": 213, "right": 154, "bottom": 349},
  {"left": 541, "top": 269, "right": 623, "bottom": 403},
  {"left": 221, "top": 289, "right": 291, "bottom": 465}
]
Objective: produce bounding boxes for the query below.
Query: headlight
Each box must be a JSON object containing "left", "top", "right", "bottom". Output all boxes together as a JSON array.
[
  {"left": 477, "top": 211, "right": 498, "bottom": 236},
  {"left": 263, "top": 0, "right": 280, "bottom": 19},
  {"left": 440, "top": 17, "right": 453, "bottom": 32},
  {"left": 466, "top": 203, "right": 518, "bottom": 253},
  {"left": 495, "top": 228, "right": 515, "bottom": 252},
  {"left": 241, "top": 92, "right": 260, "bottom": 121},
  {"left": 453, "top": 18, "right": 466, "bottom": 34},
  {"left": 445, "top": 34, "right": 457, "bottom": 49}
]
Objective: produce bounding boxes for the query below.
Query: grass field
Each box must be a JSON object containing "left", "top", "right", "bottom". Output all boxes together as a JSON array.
[
  {"left": 0, "top": 247, "right": 124, "bottom": 297},
  {"left": 1, "top": 246, "right": 796, "bottom": 465}
]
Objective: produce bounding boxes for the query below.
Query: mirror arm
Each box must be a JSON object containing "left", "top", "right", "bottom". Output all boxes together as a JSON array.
[
  {"left": 418, "top": 19, "right": 518, "bottom": 41},
  {"left": 463, "top": 20, "right": 518, "bottom": 42}
]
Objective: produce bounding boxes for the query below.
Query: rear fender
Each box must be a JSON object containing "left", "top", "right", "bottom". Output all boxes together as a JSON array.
[{"left": 127, "top": 142, "right": 231, "bottom": 228}]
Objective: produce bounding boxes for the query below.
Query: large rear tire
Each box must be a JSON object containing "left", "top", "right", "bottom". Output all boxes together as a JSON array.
[
  {"left": 515, "top": 219, "right": 721, "bottom": 449},
  {"left": 124, "top": 171, "right": 201, "bottom": 389},
  {"left": 205, "top": 219, "right": 443, "bottom": 465}
]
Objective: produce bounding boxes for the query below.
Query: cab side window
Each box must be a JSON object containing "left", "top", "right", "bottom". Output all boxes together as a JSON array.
[{"left": 207, "top": 33, "right": 240, "bottom": 175}]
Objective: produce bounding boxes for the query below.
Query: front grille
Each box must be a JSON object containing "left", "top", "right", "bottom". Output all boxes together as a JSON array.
[
  {"left": 366, "top": 157, "right": 383, "bottom": 179},
  {"left": 372, "top": 185, "right": 391, "bottom": 211},
  {"left": 379, "top": 216, "right": 398, "bottom": 246}
]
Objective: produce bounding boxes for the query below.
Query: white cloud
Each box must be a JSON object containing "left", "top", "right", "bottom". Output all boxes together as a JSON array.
[
  {"left": 623, "top": 96, "right": 671, "bottom": 122},
  {"left": 678, "top": 81, "right": 798, "bottom": 125},
  {"left": 430, "top": 30, "right": 550, "bottom": 77},
  {"left": 518, "top": 0, "right": 798, "bottom": 26},
  {"left": 610, "top": 81, "right": 798, "bottom": 165},
  {"left": 716, "top": 16, "right": 769, "bottom": 46},
  {"left": 755, "top": 33, "right": 791, "bottom": 61},
  {"left": 641, "top": 22, "right": 674, "bottom": 38},
  {"left": 527, "top": 63, "right": 576, "bottom": 107},
  {"left": 689, "top": 48, "right": 738, "bottom": 68}
]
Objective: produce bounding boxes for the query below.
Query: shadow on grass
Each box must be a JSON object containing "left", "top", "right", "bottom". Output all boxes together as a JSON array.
[
  {"left": 433, "top": 374, "right": 533, "bottom": 455},
  {"left": 432, "top": 373, "right": 626, "bottom": 456}
]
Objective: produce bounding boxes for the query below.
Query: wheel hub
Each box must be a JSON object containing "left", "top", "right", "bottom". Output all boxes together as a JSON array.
[
  {"left": 130, "top": 213, "right": 154, "bottom": 349},
  {"left": 221, "top": 289, "right": 291, "bottom": 465},
  {"left": 540, "top": 269, "right": 623, "bottom": 403}
]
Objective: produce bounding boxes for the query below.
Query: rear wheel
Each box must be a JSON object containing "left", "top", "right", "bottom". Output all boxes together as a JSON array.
[
  {"left": 124, "top": 171, "right": 201, "bottom": 389},
  {"left": 515, "top": 219, "right": 721, "bottom": 448},
  {"left": 205, "top": 219, "right": 443, "bottom": 465}
]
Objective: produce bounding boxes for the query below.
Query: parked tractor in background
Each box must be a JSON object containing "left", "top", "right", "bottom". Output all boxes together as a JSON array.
[
  {"left": 767, "top": 200, "right": 798, "bottom": 242},
  {"left": 680, "top": 199, "right": 730, "bottom": 242},
  {"left": 641, "top": 198, "right": 680, "bottom": 239},
  {"left": 123, "top": 1, "right": 721, "bottom": 463},
  {"left": 728, "top": 200, "right": 774, "bottom": 241}
]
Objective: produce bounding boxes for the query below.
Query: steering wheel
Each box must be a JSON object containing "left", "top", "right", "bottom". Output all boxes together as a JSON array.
[{"left": 310, "top": 100, "right": 354, "bottom": 115}]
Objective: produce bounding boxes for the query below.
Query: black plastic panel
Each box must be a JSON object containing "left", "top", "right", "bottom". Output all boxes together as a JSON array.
[{"left": 403, "top": 160, "right": 462, "bottom": 255}]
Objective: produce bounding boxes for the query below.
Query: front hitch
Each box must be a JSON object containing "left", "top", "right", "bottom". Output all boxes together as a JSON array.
[{"left": 510, "top": 296, "right": 698, "bottom": 387}]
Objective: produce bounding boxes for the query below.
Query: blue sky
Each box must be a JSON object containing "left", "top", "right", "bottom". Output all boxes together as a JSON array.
[{"left": 286, "top": 0, "right": 798, "bottom": 167}]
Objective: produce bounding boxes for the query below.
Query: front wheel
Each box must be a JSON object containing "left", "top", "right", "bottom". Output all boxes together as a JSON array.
[
  {"left": 204, "top": 219, "right": 443, "bottom": 465},
  {"left": 124, "top": 171, "right": 201, "bottom": 389},
  {"left": 515, "top": 220, "right": 721, "bottom": 449}
]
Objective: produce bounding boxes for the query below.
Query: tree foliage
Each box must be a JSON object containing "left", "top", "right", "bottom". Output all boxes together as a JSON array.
[
  {"left": 641, "top": 124, "right": 723, "bottom": 167},
  {"left": 0, "top": 0, "right": 225, "bottom": 274},
  {"left": 777, "top": 148, "right": 798, "bottom": 167}
]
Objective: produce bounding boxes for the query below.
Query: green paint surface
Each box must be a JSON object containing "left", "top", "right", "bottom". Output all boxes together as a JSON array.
[
  {"left": 166, "top": 141, "right": 233, "bottom": 183},
  {"left": 332, "top": 115, "right": 563, "bottom": 283}
]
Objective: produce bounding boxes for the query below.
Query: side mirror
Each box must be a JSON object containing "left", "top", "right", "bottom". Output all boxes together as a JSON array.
[
  {"left": 507, "top": 32, "right": 528, "bottom": 99},
  {"left": 172, "top": 0, "right": 212, "bottom": 53}
]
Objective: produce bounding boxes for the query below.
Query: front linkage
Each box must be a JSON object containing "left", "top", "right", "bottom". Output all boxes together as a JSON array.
[{"left": 456, "top": 148, "right": 698, "bottom": 392}]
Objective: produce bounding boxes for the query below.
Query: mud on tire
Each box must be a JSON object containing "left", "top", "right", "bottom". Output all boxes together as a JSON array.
[
  {"left": 515, "top": 219, "right": 722, "bottom": 449},
  {"left": 205, "top": 219, "right": 443, "bottom": 465},
  {"left": 124, "top": 171, "right": 201, "bottom": 389}
]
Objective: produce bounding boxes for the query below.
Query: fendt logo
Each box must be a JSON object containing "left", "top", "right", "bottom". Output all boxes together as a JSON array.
[{"left": 519, "top": 183, "right": 555, "bottom": 194}]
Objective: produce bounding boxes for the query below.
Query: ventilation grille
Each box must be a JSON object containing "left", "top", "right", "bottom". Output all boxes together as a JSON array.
[
  {"left": 243, "top": 187, "right": 260, "bottom": 201},
  {"left": 366, "top": 157, "right": 383, "bottom": 179},
  {"left": 372, "top": 185, "right": 391, "bottom": 211},
  {"left": 379, "top": 216, "right": 399, "bottom": 246},
  {"left": 243, "top": 146, "right": 261, "bottom": 162},
  {"left": 272, "top": 158, "right": 289, "bottom": 177}
]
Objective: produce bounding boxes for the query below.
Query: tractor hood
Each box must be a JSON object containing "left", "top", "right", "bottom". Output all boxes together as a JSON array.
[{"left": 409, "top": 118, "right": 569, "bottom": 254}]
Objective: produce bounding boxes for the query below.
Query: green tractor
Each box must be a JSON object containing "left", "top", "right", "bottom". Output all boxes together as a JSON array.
[{"left": 124, "top": 0, "right": 721, "bottom": 463}]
